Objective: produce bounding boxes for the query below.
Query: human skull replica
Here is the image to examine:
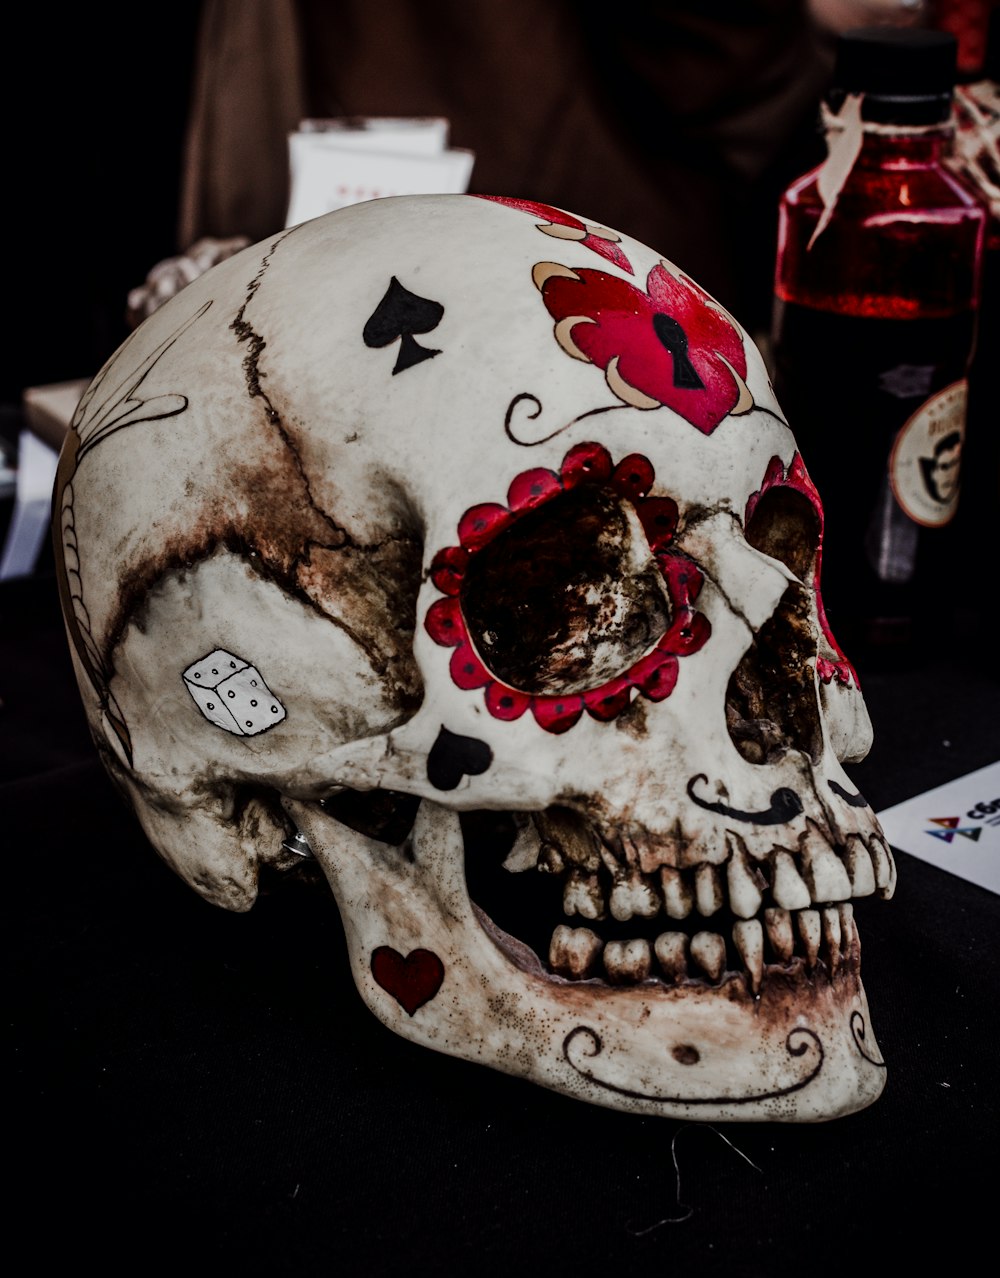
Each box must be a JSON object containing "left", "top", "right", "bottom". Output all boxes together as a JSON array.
[{"left": 54, "top": 193, "right": 894, "bottom": 1121}]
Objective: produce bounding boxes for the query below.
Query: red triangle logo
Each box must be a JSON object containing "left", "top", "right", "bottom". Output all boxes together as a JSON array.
[{"left": 928, "top": 816, "right": 960, "bottom": 829}]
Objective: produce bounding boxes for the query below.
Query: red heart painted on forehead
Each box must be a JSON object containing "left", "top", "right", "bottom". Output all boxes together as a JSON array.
[{"left": 371, "top": 946, "right": 445, "bottom": 1016}]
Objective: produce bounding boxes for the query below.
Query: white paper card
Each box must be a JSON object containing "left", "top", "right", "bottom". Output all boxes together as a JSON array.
[
  {"left": 295, "top": 117, "right": 451, "bottom": 155},
  {"left": 286, "top": 117, "right": 475, "bottom": 227},
  {"left": 0, "top": 430, "right": 59, "bottom": 580},
  {"left": 876, "top": 761, "right": 1000, "bottom": 895}
]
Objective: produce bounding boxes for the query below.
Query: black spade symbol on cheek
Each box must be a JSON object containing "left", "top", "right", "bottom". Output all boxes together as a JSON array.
[
  {"left": 363, "top": 275, "right": 445, "bottom": 374},
  {"left": 427, "top": 727, "right": 493, "bottom": 791}
]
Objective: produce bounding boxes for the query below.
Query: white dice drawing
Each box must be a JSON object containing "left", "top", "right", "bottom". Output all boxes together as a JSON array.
[{"left": 183, "top": 649, "right": 287, "bottom": 736}]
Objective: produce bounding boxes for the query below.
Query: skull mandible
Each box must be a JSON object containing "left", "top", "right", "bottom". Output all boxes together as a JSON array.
[{"left": 54, "top": 193, "right": 893, "bottom": 1121}]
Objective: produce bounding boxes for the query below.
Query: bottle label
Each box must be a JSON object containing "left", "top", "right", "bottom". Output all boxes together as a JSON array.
[
  {"left": 770, "top": 305, "right": 976, "bottom": 639},
  {"left": 889, "top": 379, "right": 966, "bottom": 527}
]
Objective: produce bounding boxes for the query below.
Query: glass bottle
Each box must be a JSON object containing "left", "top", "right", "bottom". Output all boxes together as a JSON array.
[
  {"left": 950, "top": 10, "right": 1000, "bottom": 656},
  {"left": 771, "top": 26, "right": 987, "bottom": 665}
]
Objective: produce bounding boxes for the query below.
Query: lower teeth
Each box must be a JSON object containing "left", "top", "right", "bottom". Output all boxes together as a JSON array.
[{"left": 547, "top": 903, "right": 856, "bottom": 986}]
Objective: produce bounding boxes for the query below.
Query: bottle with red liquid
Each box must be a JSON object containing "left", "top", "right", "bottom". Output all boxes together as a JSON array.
[{"left": 771, "top": 26, "right": 987, "bottom": 665}]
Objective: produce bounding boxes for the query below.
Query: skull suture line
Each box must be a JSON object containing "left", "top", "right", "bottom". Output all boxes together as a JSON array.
[{"left": 54, "top": 193, "right": 893, "bottom": 1121}]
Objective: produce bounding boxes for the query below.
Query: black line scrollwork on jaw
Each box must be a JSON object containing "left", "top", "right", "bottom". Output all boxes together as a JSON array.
[
  {"left": 562, "top": 1024, "right": 826, "bottom": 1104},
  {"left": 850, "top": 1010, "right": 887, "bottom": 1068}
]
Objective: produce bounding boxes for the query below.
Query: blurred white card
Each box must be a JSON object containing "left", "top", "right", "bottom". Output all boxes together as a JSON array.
[
  {"left": 295, "top": 116, "right": 451, "bottom": 154},
  {"left": 0, "top": 430, "right": 59, "bottom": 580},
  {"left": 286, "top": 116, "right": 475, "bottom": 226},
  {"left": 876, "top": 761, "right": 1000, "bottom": 895}
]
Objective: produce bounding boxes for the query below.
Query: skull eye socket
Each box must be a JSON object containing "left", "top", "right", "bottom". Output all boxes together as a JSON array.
[
  {"left": 744, "top": 484, "right": 820, "bottom": 583},
  {"left": 460, "top": 486, "right": 671, "bottom": 696}
]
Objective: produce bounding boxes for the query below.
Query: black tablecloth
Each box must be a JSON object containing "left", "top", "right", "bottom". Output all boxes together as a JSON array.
[{"left": 4, "top": 571, "right": 998, "bottom": 1275}]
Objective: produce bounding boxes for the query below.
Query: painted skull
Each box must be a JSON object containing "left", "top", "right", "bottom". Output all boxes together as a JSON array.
[{"left": 54, "top": 193, "right": 894, "bottom": 1121}]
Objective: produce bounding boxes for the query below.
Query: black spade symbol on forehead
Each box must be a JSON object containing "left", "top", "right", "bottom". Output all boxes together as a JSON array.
[{"left": 363, "top": 276, "right": 444, "bottom": 374}]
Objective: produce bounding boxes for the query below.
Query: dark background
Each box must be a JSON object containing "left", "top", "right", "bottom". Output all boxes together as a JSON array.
[
  {"left": 3, "top": 1, "right": 836, "bottom": 409},
  {"left": 5, "top": 2, "right": 995, "bottom": 408},
  {"left": 5, "top": 4, "right": 999, "bottom": 1273},
  {"left": 3, "top": 6, "right": 203, "bottom": 405}
]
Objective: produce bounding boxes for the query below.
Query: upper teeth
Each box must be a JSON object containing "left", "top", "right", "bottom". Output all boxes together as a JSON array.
[
  {"left": 605, "top": 845, "right": 662, "bottom": 919},
  {"left": 562, "top": 869, "right": 605, "bottom": 920},
  {"left": 661, "top": 866, "right": 694, "bottom": 919},
  {"left": 772, "top": 850, "right": 812, "bottom": 910},
  {"left": 551, "top": 828, "right": 892, "bottom": 923},
  {"left": 800, "top": 823, "right": 853, "bottom": 902},
  {"left": 727, "top": 833, "right": 765, "bottom": 918}
]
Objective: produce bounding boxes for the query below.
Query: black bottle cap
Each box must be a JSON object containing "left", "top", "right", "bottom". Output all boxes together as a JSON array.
[{"left": 831, "top": 26, "right": 958, "bottom": 124}]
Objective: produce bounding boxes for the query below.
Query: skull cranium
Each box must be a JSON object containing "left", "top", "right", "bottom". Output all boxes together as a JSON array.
[{"left": 54, "top": 193, "right": 892, "bottom": 1121}]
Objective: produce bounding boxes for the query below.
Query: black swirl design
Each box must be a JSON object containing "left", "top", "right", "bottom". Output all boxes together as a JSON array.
[
  {"left": 850, "top": 1011, "right": 887, "bottom": 1068},
  {"left": 503, "top": 392, "right": 626, "bottom": 446},
  {"left": 562, "top": 1024, "right": 825, "bottom": 1104},
  {"left": 503, "top": 390, "right": 787, "bottom": 447}
]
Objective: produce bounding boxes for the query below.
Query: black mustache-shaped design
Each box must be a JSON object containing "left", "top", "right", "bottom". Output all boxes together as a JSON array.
[
  {"left": 563, "top": 1024, "right": 825, "bottom": 1104},
  {"left": 829, "top": 780, "right": 870, "bottom": 808},
  {"left": 686, "top": 774, "right": 804, "bottom": 825}
]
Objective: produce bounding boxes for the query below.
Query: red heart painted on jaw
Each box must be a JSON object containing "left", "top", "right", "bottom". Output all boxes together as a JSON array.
[{"left": 371, "top": 946, "right": 445, "bottom": 1016}]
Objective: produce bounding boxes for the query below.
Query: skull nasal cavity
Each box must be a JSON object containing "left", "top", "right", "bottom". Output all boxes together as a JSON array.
[
  {"left": 726, "top": 582, "right": 824, "bottom": 765},
  {"left": 729, "top": 486, "right": 824, "bottom": 765},
  {"left": 461, "top": 487, "right": 671, "bottom": 695}
]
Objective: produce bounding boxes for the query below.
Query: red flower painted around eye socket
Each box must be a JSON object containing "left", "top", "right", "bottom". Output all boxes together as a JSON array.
[
  {"left": 425, "top": 441, "right": 710, "bottom": 734},
  {"left": 536, "top": 262, "right": 751, "bottom": 434},
  {"left": 474, "top": 195, "right": 635, "bottom": 275},
  {"left": 747, "top": 452, "right": 859, "bottom": 689}
]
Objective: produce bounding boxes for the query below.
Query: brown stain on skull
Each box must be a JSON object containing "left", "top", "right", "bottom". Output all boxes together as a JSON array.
[
  {"left": 110, "top": 433, "right": 422, "bottom": 710},
  {"left": 613, "top": 694, "right": 650, "bottom": 739},
  {"left": 60, "top": 234, "right": 425, "bottom": 751},
  {"left": 99, "top": 260, "right": 423, "bottom": 707},
  {"left": 299, "top": 537, "right": 422, "bottom": 702}
]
